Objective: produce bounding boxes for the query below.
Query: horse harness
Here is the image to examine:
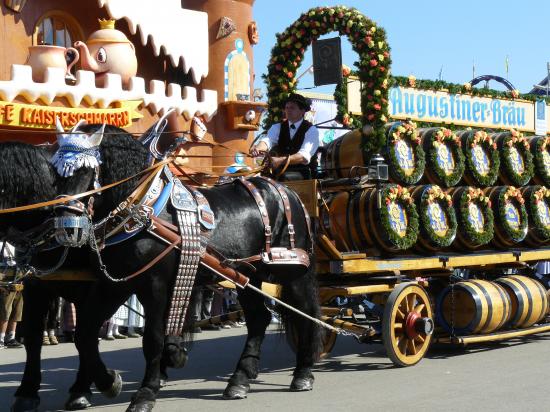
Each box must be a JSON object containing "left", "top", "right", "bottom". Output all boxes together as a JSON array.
[{"left": 90, "top": 169, "right": 312, "bottom": 337}]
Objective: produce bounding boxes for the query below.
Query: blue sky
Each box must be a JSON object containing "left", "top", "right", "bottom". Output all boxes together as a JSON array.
[{"left": 252, "top": 1, "right": 549, "bottom": 96}]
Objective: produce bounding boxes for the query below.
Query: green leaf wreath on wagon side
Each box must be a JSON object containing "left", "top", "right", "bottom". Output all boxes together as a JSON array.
[
  {"left": 385, "top": 120, "right": 425, "bottom": 185},
  {"left": 495, "top": 129, "right": 534, "bottom": 187},
  {"left": 461, "top": 130, "right": 500, "bottom": 187},
  {"left": 455, "top": 187, "right": 494, "bottom": 247},
  {"left": 416, "top": 185, "right": 457, "bottom": 248},
  {"left": 422, "top": 127, "right": 465, "bottom": 187},
  {"left": 377, "top": 184, "right": 419, "bottom": 250}
]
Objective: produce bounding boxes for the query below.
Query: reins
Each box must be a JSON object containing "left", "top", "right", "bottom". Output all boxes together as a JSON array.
[{"left": 0, "top": 158, "right": 172, "bottom": 215}]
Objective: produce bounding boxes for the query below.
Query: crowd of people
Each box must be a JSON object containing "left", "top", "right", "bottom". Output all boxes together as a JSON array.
[{"left": 0, "top": 284, "right": 248, "bottom": 349}]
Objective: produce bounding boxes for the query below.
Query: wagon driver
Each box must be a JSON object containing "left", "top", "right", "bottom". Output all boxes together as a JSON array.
[{"left": 250, "top": 93, "right": 320, "bottom": 180}]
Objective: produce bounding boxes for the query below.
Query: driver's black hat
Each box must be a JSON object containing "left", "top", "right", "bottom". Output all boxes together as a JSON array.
[{"left": 285, "top": 93, "right": 312, "bottom": 111}]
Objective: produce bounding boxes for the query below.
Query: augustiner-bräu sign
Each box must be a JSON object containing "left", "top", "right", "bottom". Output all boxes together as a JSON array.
[
  {"left": 347, "top": 79, "right": 549, "bottom": 134},
  {"left": 0, "top": 100, "right": 143, "bottom": 129}
]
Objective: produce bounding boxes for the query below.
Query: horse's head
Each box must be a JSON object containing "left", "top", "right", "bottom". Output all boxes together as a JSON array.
[
  {"left": 50, "top": 119, "right": 149, "bottom": 248},
  {"left": 50, "top": 119, "right": 104, "bottom": 247}
]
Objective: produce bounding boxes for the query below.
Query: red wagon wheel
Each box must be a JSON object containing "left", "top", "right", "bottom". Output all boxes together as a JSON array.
[{"left": 382, "top": 283, "right": 434, "bottom": 367}]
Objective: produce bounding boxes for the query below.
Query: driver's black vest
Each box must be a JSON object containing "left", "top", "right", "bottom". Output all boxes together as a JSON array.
[{"left": 272, "top": 120, "right": 313, "bottom": 157}]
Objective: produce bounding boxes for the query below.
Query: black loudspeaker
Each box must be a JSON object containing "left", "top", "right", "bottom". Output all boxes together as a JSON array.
[{"left": 312, "top": 37, "right": 342, "bottom": 86}]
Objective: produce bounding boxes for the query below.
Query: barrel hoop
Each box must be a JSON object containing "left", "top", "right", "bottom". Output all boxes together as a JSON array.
[
  {"left": 533, "top": 279, "right": 548, "bottom": 323},
  {"left": 353, "top": 190, "right": 370, "bottom": 249},
  {"left": 461, "top": 282, "right": 484, "bottom": 334},
  {"left": 492, "top": 282, "right": 510, "bottom": 330},
  {"left": 500, "top": 278, "right": 527, "bottom": 326},
  {"left": 470, "top": 280, "right": 494, "bottom": 333},
  {"left": 512, "top": 276, "right": 534, "bottom": 326},
  {"left": 345, "top": 191, "right": 360, "bottom": 251}
]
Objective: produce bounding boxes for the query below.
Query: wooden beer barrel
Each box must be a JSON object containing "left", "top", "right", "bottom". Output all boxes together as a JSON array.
[
  {"left": 385, "top": 121, "right": 425, "bottom": 185},
  {"left": 436, "top": 279, "right": 511, "bottom": 335},
  {"left": 485, "top": 186, "right": 528, "bottom": 248},
  {"left": 321, "top": 129, "right": 368, "bottom": 179},
  {"left": 495, "top": 275, "right": 548, "bottom": 328},
  {"left": 491, "top": 131, "right": 534, "bottom": 187},
  {"left": 520, "top": 186, "right": 550, "bottom": 246},
  {"left": 457, "top": 129, "right": 500, "bottom": 187},
  {"left": 410, "top": 185, "right": 457, "bottom": 251},
  {"left": 418, "top": 127, "right": 465, "bottom": 187},
  {"left": 322, "top": 184, "right": 419, "bottom": 253},
  {"left": 449, "top": 186, "right": 494, "bottom": 249},
  {"left": 530, "top": 135, "right": 550, "bottom": 186}
]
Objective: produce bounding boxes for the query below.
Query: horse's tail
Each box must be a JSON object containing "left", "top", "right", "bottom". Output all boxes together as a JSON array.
[{"left": 280, "top": 257, "right": 323, "bottom": 362}]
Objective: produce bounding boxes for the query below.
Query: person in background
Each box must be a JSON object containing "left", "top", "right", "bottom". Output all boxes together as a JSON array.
[
  {"left": 42, "top": 297, "right": 61, "bottom": 345},
  {"left": 0, "top": 287, "right": 23, "bottom": 348},
  {"left": 125, "top": 294, "right": 144, "bottom": 338},
  {"left": 250, "top": 93, "right": 320, "bottom": 181}
]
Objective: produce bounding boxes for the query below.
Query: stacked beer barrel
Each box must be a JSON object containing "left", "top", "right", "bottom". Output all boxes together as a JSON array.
[
  {"left": 320, "top": 122, "right": 550, "bottom": 253},
  {"left": 436, "top": 275, "right": 548, "bottom": 335}
]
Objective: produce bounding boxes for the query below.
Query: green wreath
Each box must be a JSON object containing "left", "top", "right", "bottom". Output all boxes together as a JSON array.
[
  {"left": 378, "top": 184, "right": 419, "bottom": 250},
  {"left": 531, "top": 136, "right": 550, "bottom": 186},
  {"left": 496, "top": 130, "right": 534, "bottom": 187},
  {"left": 417, "top": 185, "right": 457, "bottom": 248},
  {"left": 422, "top": 127, "right": 465, "bottom": 187},
  {"left": 457, "top": 187, "right": 494, "bottom": 246},
  {"left": 525, "top": 186, "right": 550, "bottom": 241},
  {"left": 385, "top": 120, "right": 425, "bottom": 184},
  {"left": 461, "top": 130, "right": 500, "bottom": 187},
  {"left": 264, "top": 5, "right": 391, "bottom": 155},
  {"left": 495, "top": 187, "right": 528, "bottom": 243}
]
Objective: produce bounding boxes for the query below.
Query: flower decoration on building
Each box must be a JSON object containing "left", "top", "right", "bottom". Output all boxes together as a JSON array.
[
  {"left": 264, "top": 5, "right": 391, "bottom": 155},
  {"left": 407, "top": 75, "right": 416, "bottom": 87},
  {"left": 342, "top": 64, "right": 351, "bottom": 77}
]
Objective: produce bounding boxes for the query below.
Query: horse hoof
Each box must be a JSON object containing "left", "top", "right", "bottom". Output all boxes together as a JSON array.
[
  {"left": 65, "top": 392, "right": 92, "bottom": 410},
  {"left": 125, "top": 400, "right": 155, "bottom": 412},
  {"left": 222, "top": 383, "right": 250, "bottom": 400},
  {"left": 159, "top": 378, "right": 166, "bottom": 388},
  {"left": 101, "top": 370, "right": 123, "bottom": 399},
  {"left": 11, "top": 397, "right": 40, "bottom": 412},
  {"left": 290, "top": 376, "right": 314, "bottom": 392}
]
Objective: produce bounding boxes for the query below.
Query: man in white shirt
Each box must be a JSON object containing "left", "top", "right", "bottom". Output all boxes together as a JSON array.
[{"left": 250, "top": 93, "right": 320, "bottom": 180}]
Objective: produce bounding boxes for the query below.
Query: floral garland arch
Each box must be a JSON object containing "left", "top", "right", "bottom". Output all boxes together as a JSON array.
[{"left": 264, "top": 5, "right": 391, "bottom": 154}]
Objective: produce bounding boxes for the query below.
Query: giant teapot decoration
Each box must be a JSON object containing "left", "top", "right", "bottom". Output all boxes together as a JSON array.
[{"left": 74, "top": 19, "right": 137, "bottom": 87}]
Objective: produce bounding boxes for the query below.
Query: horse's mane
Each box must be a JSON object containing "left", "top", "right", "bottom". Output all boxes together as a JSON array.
[
  {"left": 0, "top": 142, "right": 57, "bottom": 208},
  {"left": 77, "top": 124, "right": 149, "bottom": 217}
]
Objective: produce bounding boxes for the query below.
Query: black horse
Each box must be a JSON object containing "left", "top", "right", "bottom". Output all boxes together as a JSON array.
[
  {"left": 3, "top": 135, "right": 182, "bottom": 412},
  {"left": 13, "top": 124, "right": 322, "bottom": 411}
]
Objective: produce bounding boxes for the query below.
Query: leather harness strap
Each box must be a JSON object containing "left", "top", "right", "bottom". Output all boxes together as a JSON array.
[
  {"left": 236, "top": 178, "right": 272, "bottom": 255},
  {"left": 258, "top": 176, "right": 296, "bottom": 248}
]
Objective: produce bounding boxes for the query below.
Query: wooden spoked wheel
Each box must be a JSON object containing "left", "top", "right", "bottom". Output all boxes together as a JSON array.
[
  {"left": 287, "top": 324, "right": 338, "bottom": 359},
  {"left": 382, "top": 283, "right": 434, "bottom": 367}
]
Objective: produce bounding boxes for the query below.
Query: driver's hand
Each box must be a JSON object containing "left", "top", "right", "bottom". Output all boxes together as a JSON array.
[{"left": 250, "top": 146, "right": 264, "bottom": 157}]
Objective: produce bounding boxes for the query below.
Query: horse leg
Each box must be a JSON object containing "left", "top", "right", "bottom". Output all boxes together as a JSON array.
[
  {"left": 125, "top": 285, "right": 169, "bottom": 412},
  {"left": 281, "top": 266, "right": 322, "bottom": 392},
  {"left": 75, "top": 286, "right": 126, "bottom": 400},
  {"left": 64, "top": 298, "right": 96, "bottom": 410},
  {"left": 223, "top": 281, "right": 271, "bottom": 400},
  {"left": 12, "top": 278, "right": 49, "bottom": 412}
]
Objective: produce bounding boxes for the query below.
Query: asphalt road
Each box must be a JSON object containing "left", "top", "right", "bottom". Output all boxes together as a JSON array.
[{"left": 1, "top": 326, "right": 550, "bottom": 412}]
